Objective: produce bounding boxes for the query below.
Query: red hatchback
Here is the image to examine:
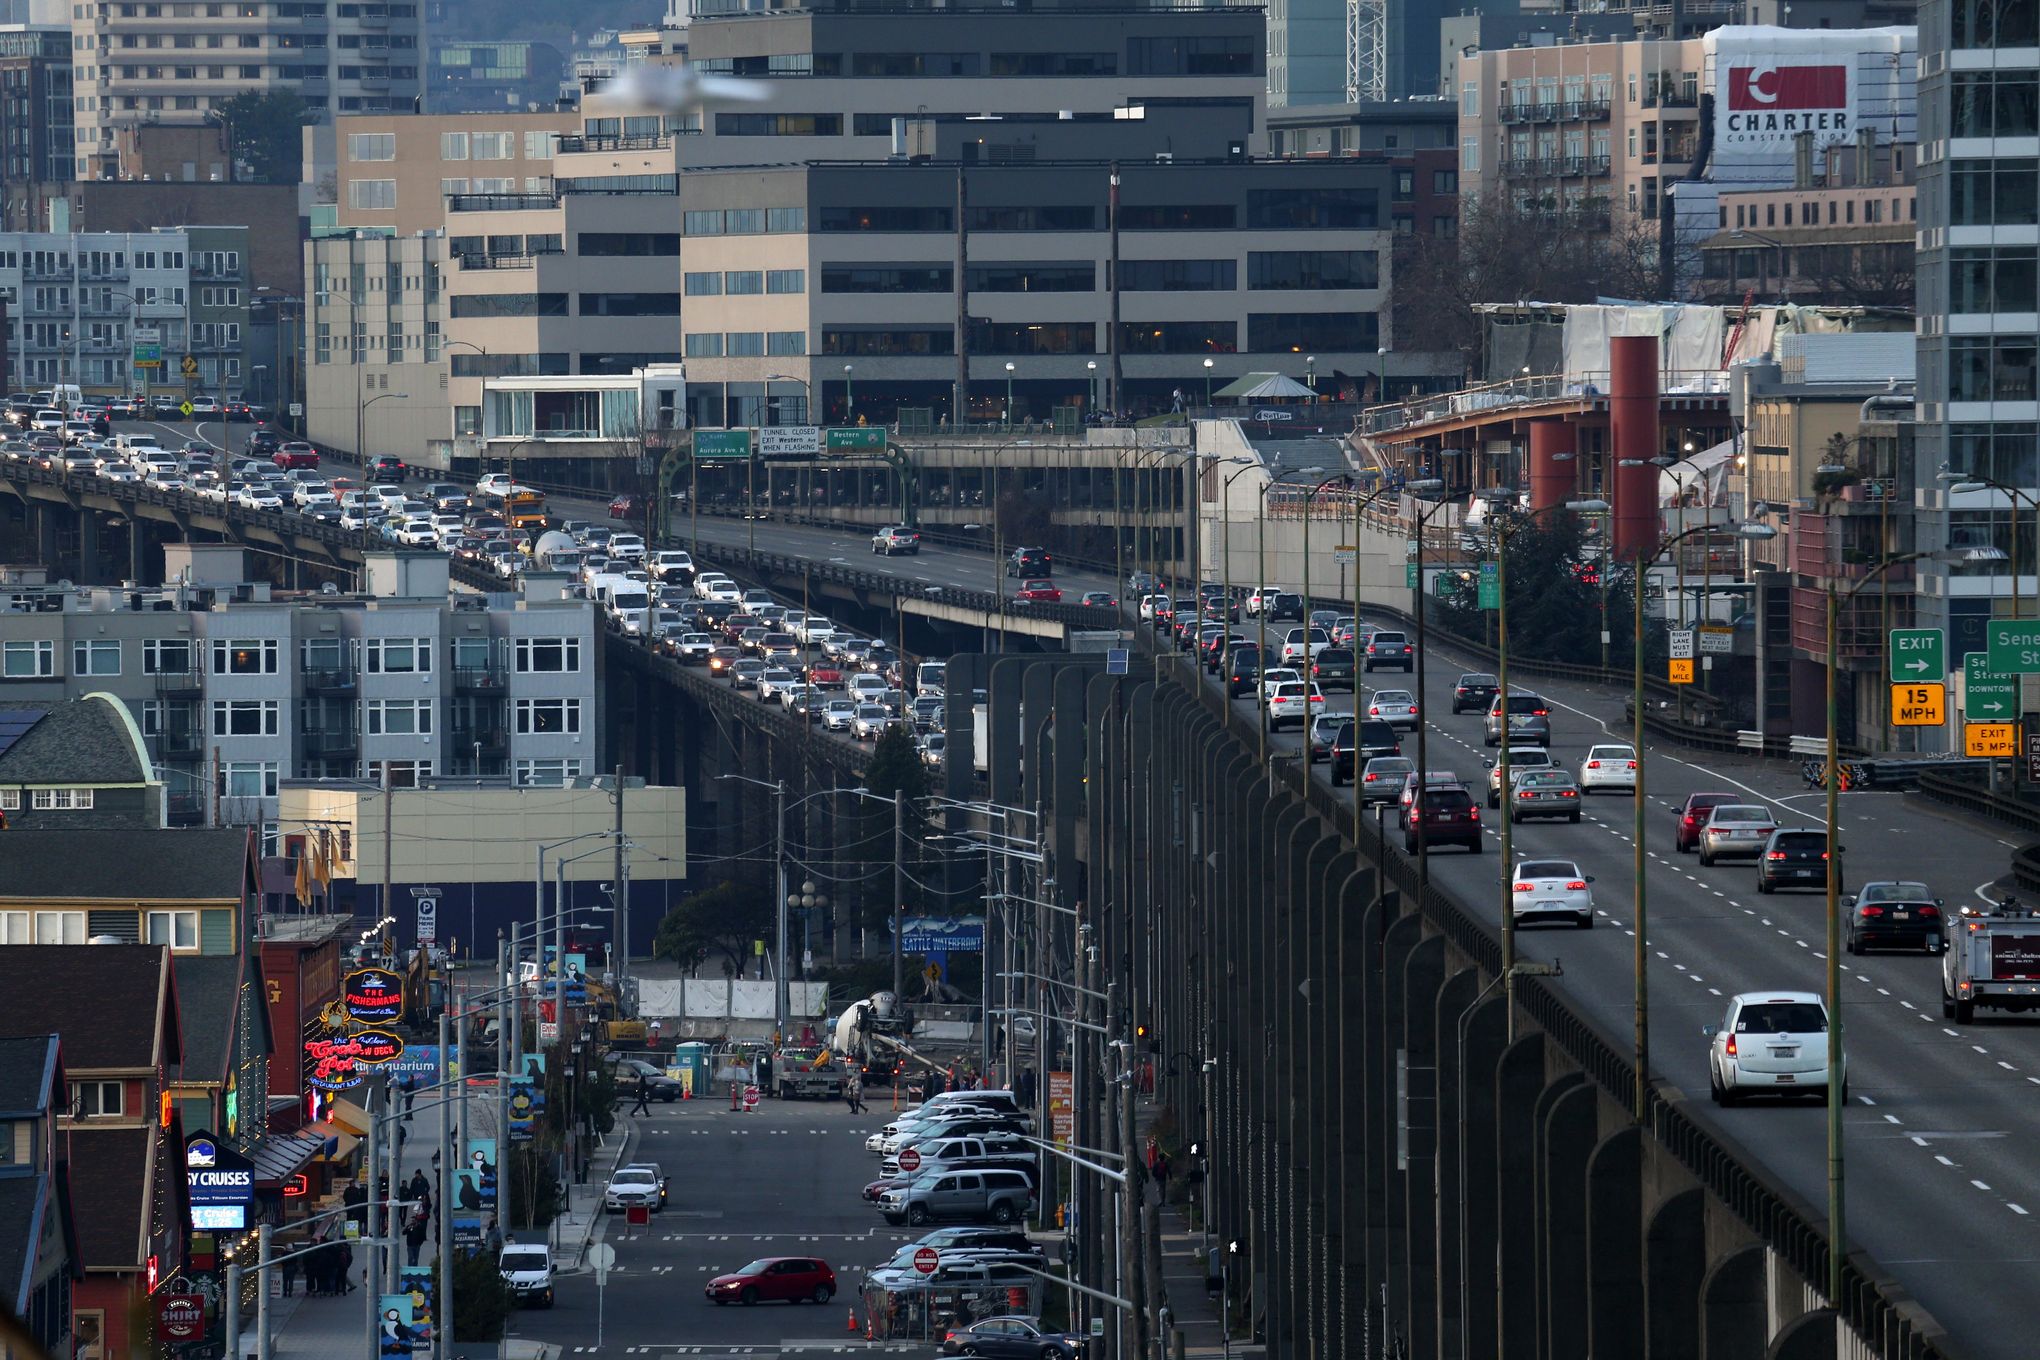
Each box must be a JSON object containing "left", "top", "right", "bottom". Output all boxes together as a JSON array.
[
  {"left": 1675, "top": 792, "right": 1740, "bottom": 854},
  {"left": 705, "top": 1257, "right": 837, "bottom": 1306},
  {"left": 1014, "top": 579, "right": 1063, "bottom": 604}
]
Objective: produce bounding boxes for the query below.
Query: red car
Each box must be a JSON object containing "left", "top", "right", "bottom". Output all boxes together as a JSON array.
[
  {"left": 704, "top": 1257, "right": 837, "bottom": 1306},
  {"left": 272, "top": 442, "right": 320, "bottom": 470},
  {"left": 807, "top": 662, "right": 845, "bottom": 690},
  {"left": 1675, "top": 791, "right": 1741, "bottom": 853},
  {"left": 609, "top": 493, "right": 640, "bottom": 519},
  {"left": 1014, "top": 579, "right": 1063, "bottom": 604}
]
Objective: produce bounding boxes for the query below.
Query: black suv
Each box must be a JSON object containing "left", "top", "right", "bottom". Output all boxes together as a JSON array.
[
  {"left": 1403, "top": 788, "right": 1483, "bottom": 853},
  {"left": 1225, "top": 646, "right": 1264, "bottom": 697},
  {"left": 1006, "top": 547, "right": 1052, "bottom": 577},
  {"left": 1356, "top": 719, "right": 1401, "bottom": 760},
  {"left": 1451, "top": 672, "right": 1499, "bottom": 713},
  {"left": 370, "top": 454, "right": 408, "bottom": 484},
  {"left": 1758, "top": 828, "right": 1839, "bottom": 894},
  {"left": 1310, "top": 647, "right": 1356, "bottom": 691},
  {"left": 244, "top": 427, "right": 281, "bottom": 456},
  {"left": 1266, "top": 592, "right": 1305, "bottom": 622},
  {"left": 1328, "top": 720, "right": 1358, "bottom": 785}
]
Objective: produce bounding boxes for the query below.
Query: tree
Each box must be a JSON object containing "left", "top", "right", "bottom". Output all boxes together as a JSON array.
[
  {"left": 449, "top": 1246, "right": 516, "bottom": 1341},
  {"left": 845, "top": 727, "right": 930, "bottom": 934},
  {"left": 652, "top": 881, "right": 769, "bottom": 978},
  {"left": 1431, "top": 510, "right": 1648, "bottom": 668},
  {"left": 212, "top": 90, "right": 311, "bottom": 184}
]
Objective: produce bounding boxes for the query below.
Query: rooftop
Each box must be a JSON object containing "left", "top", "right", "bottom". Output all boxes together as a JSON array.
[
  {"left": 0, "top": 695, "right": 151, "bottom": 787},
  {"left": 0, "top": 827, "right": 251, "bottom": 903},
  {"left": 0, "top": 946, "right": 180, "bottom": 1072}
]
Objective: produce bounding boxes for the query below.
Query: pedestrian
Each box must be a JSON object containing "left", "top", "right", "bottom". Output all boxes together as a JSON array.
[
  {"left": 1017, "top": 1068, "right": 1036, "bottom": 1109},
  {"left": 280, "top": 1254, "right": 298, "bottom": 1298},
  {"left": 1171, "top": 388, "right": 1185, "bottom": 414},
  {"left": 845, "top": 1071, "right": 863, "bottom": 1115},
  {"left": 631, "top": 1076, "right": 652, "bottom": 1116},
  {"left": 337, "top": 1242, "right": 355, "bottom": 1295},
  {"left": 407, "top": 1170, "right": 431, "bottom": 1225},
  {"left": 404, "top": 1212, "right": 429, "bottom": 1267},
  {"left": 1153, "top": 1151, "right": 1171, "bottom": 1203}
]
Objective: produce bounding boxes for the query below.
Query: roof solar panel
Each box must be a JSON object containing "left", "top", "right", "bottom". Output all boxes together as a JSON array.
[{"left": 0, "top": 709, "right": 44, "bottom": 761}]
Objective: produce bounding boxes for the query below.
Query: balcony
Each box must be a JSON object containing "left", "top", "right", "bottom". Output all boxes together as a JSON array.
[
  {"left": 150, "top": 729, "right": 204, "bottom": 760},
  {"left": 166, "top": 793, "right": 205, "bottom": 828},
  {"left": 356, "top": 67, "right": 391, "bottom": 88},
  {"left": 457, "top": 254, "right": 536, "bottom": 271},
  {"left": 555, "top": 133, "right": 672, "bottom": 154},
  {"left": 357, "top": 6, "right": 390, "bottom": 24},
  {"left": 153, "top": 669, "right": 204, "bottom": 698},
  {"left": 301, "top": 728, "right": 359, "bottom": 759},
  {"left": 448, "top": 193, "right": 560, "bottom": 213},
  {"left": 448, "top": 725, "right": 508, "bottom": 755},
  {"left": 302, "top": 666, "right": 357, "bottom": 694},
  {"left": 1571, "top": 98, "right": 1612, "bottom": 120},
  {"left": 452, "top": 664, "right": 507, "bottom": 694}
]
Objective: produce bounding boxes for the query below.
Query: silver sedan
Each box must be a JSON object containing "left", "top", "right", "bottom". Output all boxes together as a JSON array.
[
  {"left": 1697, "top": 804, "right": 1779, "bottom": 865},
  {"left": 1508, "top": 770, "right": 1583, "bottom": 823},
  {"left": 1366, "top": 689, "right": 1421, "bottom": 731}
]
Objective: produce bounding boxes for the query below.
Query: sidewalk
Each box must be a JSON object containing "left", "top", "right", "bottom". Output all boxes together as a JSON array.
[{"left": 1136, "top": 1104, "right": 1244, "bottom": 1359}]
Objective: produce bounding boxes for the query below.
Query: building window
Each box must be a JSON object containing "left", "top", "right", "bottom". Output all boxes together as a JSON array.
[
  {"left": 579, "top": 293, "right": 681, "bottom": 316},
  {"left": 1246, "top": 312, "right": 1379, "bottom": 352},
  {"left": 69, "top": 1078, "right": 121, "bottom": 1116},
  {"left": 211, "top": 639, "right": 278, "bottom": 674},
  {"left": 514, "top": 697, "right": 581, "bottom": 734},
  {"left": 767, "top": 331, "right": 806, "bottom": 356},
  {"left": 525, "top": 130, "right": 556, "bottom": 159},
  {"left": 346, "top": 131, "right": 395, "bottom": 160},
  {"left": 347, "top": 179, "right": 395, "bottom": 210},
  {"left": 0, "top": 790, "right": 15, "bottom": 810},
  {"left": 514, "top": 637, "right": 581, "bottom": 672},
  {"left": 1460, "top": 81, "right": 1478, "bottom": 117},
  {"left": 820, "top": 327, "right": 955, "bottom": 356},
  {"left": 724, "top": 270, "right": 764, "bottom": 295},
  {"left": 1247, "top": 251, "right": 1379, "bottom": 291},
  {"left": 365, "top": 637, "right": 431, "bottom": 673},
  {"left": 217, "top": 761, "right": 279, "bottom": 799},
  {"left": 440, "top": 131, "right": 468, "bottom": 160},
  {"left": 30, "top": 788, "right": 95, "bottom": 810},
  {"left": 819, "top": 264, "right": 952, "bottom": 293},
  {"left": 968, "top": 262, "right": 1097, "bottom": 292},
  {"left": 71, "top": 640, "right": 121, "bottom": 675},
  {"left": 211, "top": 699, "right": 279, "bottom": 736},
  {"left": 1118, "top": 321, "right": 1236, "bottom": 354},
  {"left": 1461, "top": 138, "right": 1479, "bottom": 172},
  {"left": 684, "top": 333, "right": 724, "bottom": 358},
  {"left": 3, "top": 639, "right": 54, "bottom": 677},
  {"left": 366, "top": 698, "right": 433, "bottom": 735},
  {"left": 714, "top": 112, "right": 842, "bottom": 136},
  {"left": 471, "top": 131, "right": 513, "bottom": 159},
  {"left": 366, "top": 759, "right": 432, "bottom": 788},
  {"left": 766, "top": 269, "right": 805, "bottom": 293},
  {"left": 582, "top": 232, "right": 681, "bottom": 256},
  {"left": 726, "top": 332, "right": 766, "bottom": 356},
  {"left": 2, "top": 911, "right": 82, "bottom": 945},
  {"left": 514, "top": 757, "right": 582, "bottom": 787},
  {"left": 146, "top": 909, "right": 199, "bottom": 950},
  {"left": 683, "top": 272, "right": 722, "bottom": 296}
]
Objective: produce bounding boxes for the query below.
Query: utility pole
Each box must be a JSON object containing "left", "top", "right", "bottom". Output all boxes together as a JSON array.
[
  {"left": 612, "top": 764, "right": 626, "bottom": 995},
  {"left": 381, "top": 765, "right": 395, "bottom": 940},
  {"left": 953, "top": 167, "right": 970, "bottom": 427},
  {"left": 891, "top": 795, "right": 904, "bottom": 1002},
  {"left": 1107, "top": 162, "right": 1123, "bottom": 416},
  {"left": 773, "top": 779, "right": 788, "bottom": 1039},
  {"left": 437, "top": 1011, "right": 456, "bottom": 1358},
  {"left": 496, "top": 931, "right": 513, "bottom": 1232}
]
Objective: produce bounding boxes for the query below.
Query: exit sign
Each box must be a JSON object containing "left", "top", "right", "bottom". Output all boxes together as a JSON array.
[{"left": 1889, "top": 628, "right": 1945, "bottom": 683}]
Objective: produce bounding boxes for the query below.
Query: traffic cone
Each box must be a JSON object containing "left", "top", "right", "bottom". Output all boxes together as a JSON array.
[{"left": 846, "top": 1307, "right": 858, "bottom": 1333}]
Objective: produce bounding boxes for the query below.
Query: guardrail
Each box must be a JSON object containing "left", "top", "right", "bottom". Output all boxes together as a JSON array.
[
  {"left": 1166, "top": 646, "right": 1958, "bottom": 1359},
  {"left": 0, "top": 459, "right": 376, "bottom": 556},
  {"left": 1916, "top": 768, "right": 2040, "bottom": 839}
]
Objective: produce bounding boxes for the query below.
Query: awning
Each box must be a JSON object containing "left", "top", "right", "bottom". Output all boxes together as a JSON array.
[
  {"left": 1215, "top": 372, "right": 1316, "bottom": 400},
  {"left": 304, "top": 1124, "right": 360, "bottom": 1162},
  {"left": 247, "top": 1132, "right": 325, "bottom": 1187},
  {"left": 1660, "top": 437, "right": 1737, "bottom": 505},
  {"left": 322, "top": 1098, "right": 371, "bottom": 1136}
]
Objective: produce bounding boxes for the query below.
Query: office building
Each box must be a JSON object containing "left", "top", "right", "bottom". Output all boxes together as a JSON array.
[
  {"left": 1911, "top": 0, "right": 2039, "bottom": 674},
  {"left": 0, "top": 24, "right": 72, "bottom": 188},
  {"left": 310, "top": 108, "right": 578, "bottom": 237},
  {"left": 1696, "top": 139, "right": 1915, "bottom": 305},
  {"left": 303, "top": 229, "right": 447, "bottom": 457},
  {"left": 0, "top": 544, "right": 606, "bottom": 832},
  {"left": 69, "top": 0, "right": 427, "bottom": 181},
  {"left": 0, "top": 224, "right": 250, "bottom": 393}
]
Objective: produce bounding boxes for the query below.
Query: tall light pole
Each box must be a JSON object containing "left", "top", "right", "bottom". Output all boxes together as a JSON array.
[
  {"left": 1490, "top": 495, "right": 1606, "bottom": 1037},
  {"left": 1219, "top": 461, "right": 1262, "bottom": 682},
  {"left": 1202, "top": 356, "right": 1214, "bottom": 409},
  {"left": 1087, "top": 360, "right": 1099, "bottom": 414},
  {"left": 1399, "top": 479, "right": 1448, "bottom": 881},
  {"left": 357, "top": 391, "right": 408, "bottom": 466},
  {"left": 843, "top": 364, "right": 854, "bottom": 421},
  {"left": 1005, "top": 361, "right": 1016, "bottom": 426}
]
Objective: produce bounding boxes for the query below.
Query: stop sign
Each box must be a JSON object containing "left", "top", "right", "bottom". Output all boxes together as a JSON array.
[
  {"left": 897, "top": 1147, "right": 921, "bottom": 1172},
  {"left": 913, "top": 1246, "right": 940, "bottom": 1276},
  {"left": 156, "top": 1295, "right": 204, "bottom": 1344}
]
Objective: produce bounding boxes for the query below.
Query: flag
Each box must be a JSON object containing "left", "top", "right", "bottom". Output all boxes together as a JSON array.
[
  {"left": 312, "top": 829, "right": 334, "bottom": 897},
  {"left": 293, "top": 842, "right": 312, "bottom": 906}
]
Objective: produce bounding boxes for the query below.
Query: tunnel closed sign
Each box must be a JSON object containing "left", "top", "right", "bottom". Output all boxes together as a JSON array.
[{"left": 1891, "top": 683, "right": 1946, "bottom": 727}]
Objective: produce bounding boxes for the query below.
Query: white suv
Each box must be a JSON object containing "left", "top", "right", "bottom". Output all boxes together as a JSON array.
[{"left": 1705, "top": 991, "right": 1842, "bottom": 1105}]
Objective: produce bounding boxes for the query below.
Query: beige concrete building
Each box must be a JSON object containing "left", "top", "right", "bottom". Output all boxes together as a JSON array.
[
  {"left": 303, "top": 230, "right": 447, "bottom": 461},
  {"left": 1697, "top": 143, "right": 1915, "bottom": 306},
  {"left": 71, "top": 0, "right": 427, "bottom": 181},
  {"left": 311, "top": 109, "right": 581, "bottom": 238}
]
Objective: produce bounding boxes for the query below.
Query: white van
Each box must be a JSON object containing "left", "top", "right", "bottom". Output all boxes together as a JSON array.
[{"left": 593, "top": 573, "right": 652, "bottom": 636}]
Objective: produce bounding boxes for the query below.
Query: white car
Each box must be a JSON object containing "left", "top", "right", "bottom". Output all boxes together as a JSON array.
[
  {"left": 821, "top": 698, "right": 858, "bottom": 731},
  {"left": 1705, "top": 991, "right": 1841, "bottom": 1105},
  {"left": 698, "top": 576, "right": 742, "bottom": 604},
  {"left": 1265, "top": 681, "right": 1324, "bottom": 730},
  {"left": 603, "top": 1164, "right": 665, "bottom": 1214},
  {"left": 31, "top": 409, "right": 65, "bottom": 431},
  {"left": 298, "top": 491, "right": 339, "bottom": 513},
  {"left": 1243, "top": 586, "right": 1285, "bottom": 617},
  {"left": 673, "top": 633, "right": 716, "bottom": 664},
  {"left": 100, "top": 463, "right": 142, "bottom": 483},
  {"left": 1510, "top": 858, "right": 1594, "bottom": 928},
  {"left": 1138, "top": 594, "right": 1173, "bottom": 623},
  {"left": 848, "top": 673, "right": 888, "bottom": 704},
  {"left": 609, "top": 533, "right": 647, "bottom": 561},
  {"left": 190, "top": 473, "right": 229, "bottom": 503},
  {"left": 339, "top": 507, "right": 374, "bottom": 530},
  {"left": 394, "top": 518, "right": 439, "bottom": 547},
  {"left": 651, "top": 549, "right": 694, "bottom": 581},
  {"left": 1486, "top": 747, "right": 1556, "bottom": 807},
  {"left": 1279, "top": 627, "right": 1331, "bottom": 664},
  {"left": 475, "top": 472, "right": 535, "bottom": 497},
  {"left": 1366, "top": 689, "right": 1420, "bottom": 731},
  {"left": 1258, "top": 667, "right": 1303, "bottom": 705},
  {"left": 1578, "top": 744, "right": 1638, "bottom": 793},
  {"left": 851, "top": 703, "right": 894, "bottom": 741},
  {"left": 756, "top": 668, "right": 798, "bottom": 703}
]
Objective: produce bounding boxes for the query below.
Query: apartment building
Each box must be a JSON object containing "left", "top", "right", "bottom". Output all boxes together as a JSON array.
[
  {"left": 0, "top": 545, "right": 604, "bottom": 833},
  {"left": 303, "top": 229, "right": 445, "bottom": 456},
  {"left": 1697, "top": 139, "right": 1915, "bottom": 305},
  {"left": 69, "top": 0, "right": 427, "bottom": 181},
  {"left": 307, "top": 108, "right": 579, "bottom": 236},
  {"left": 0, "top": 225, "right": 250, "bottom": 392},
  {"left": 1455, "top": 26, "right": 1915, "bottom": 250},
  {"left": 0, "top": 24, "right": 72, "bottom": 186},
  {"left": 1911, "top": 0, "right": 2040, "bottom": 671}
]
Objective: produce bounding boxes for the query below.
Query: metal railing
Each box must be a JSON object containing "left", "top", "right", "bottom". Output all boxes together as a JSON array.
[{"left": 1358, "top": 368, "right": 1729, "bottom": 436}]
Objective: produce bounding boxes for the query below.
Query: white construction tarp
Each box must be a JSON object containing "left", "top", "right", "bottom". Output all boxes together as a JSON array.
[
  {"left": 641, "top": 978, "right": 830, "bottom": 1020},
  {"left": 1659, "top": 438, "right": 1739, "bottom": 506},
  {"left": 1560, "top": 305, "right": 1727, "bottom": 389}
]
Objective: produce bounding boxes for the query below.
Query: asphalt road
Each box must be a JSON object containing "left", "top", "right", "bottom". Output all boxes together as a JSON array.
[
  {"left": 508, "top": 1094, "right": 947, "bottom": 1357},
  {"left": 1177, "top": 616, "right": 2040, "bottom": 1359}
]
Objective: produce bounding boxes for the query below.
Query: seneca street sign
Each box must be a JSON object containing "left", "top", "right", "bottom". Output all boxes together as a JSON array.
[
  {"left": 1987, "top": 621, "right": 2040, "bottom": 675},
  {"left": 1965, "top": 652, "right": 2019, "bottom": 722}
]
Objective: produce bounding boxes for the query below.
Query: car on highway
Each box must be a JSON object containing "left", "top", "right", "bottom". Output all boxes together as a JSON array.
[
  {"left": 920, "top": 733, "right": 947, "bottom": 767},
  {"left": 235, "top": 485, "right": 284, "bottom": 511},
  {"left": 606, "top": 492, "right": 639, "bottom": 519},
  {"left": 1397, "top": 769, "right": 1463, "bottom": 810},
  {"left": 1366, "top": 689, "right": 1420, "bottom": 731},
  {"left": 872, "top": 525, "right": 922, "bottom": 555},
  {"left": 1354, "top": 756, "right": 1414, "bottom": 805},
  {"left": 1846, "top": 881, "right": 1947, "bottom": 954},
  {"left": 1224, "top": 646, "right": 1263, "bottom": 696},
  {"left": 1006, "top": 546, "right": 1052, "bottom": 577},
  {"left": 30, "top": 408, "right": 64, "bottom": 431},
  {"left": 1485, "top": 747, "right": 1555, "bottom": 807},
  {"left": 609, "top": 532, "right": 647, "bottom": 562},
  {"left": 1078, "top": 590, "right": 1117, "bottom": 609},
  {"left": 428, "top": 484, "right": 471, "bottom": 512},
  {"left": 1279, "top": 627, "right": 1331, "bottom": 664},
  {"left": 852, "top": 704, "right": 896, "bottom": 740},
  {"left": 1264, "top": 591, "right": 1305, "bottom": 622},
  {"left": 1511, "top": 858, "right": 1594, "bottom": 927},
  {"left": 1507, "top": 769, "right": 1583, "bottom": 823},
  {"left": 498, "top": 1243, "right": 554, "bottom": 1308},
  {"left": 1483, "top": 693, "right": 1552, "bottom": 747},
  {"left": 1578, "top": 744, "right": 1637, "bottom": 793},
  {"left": 1675, "top": 792, "right": 1742, "bottom": 853},
  {"left": 1403, "top": 787, "right": 1482, "bottom": 853},
  {"left": 705, "top": 1257, "right": 838, "bottom": 1306},
  {"left": 244, "top": 428, "right": 281, "bottom": 457},
  {"left": 1265, "top": 680, "right": 1325, "bottom": 730},
  {"left": 819, "top": 698, "right": 858, "bottom": 731},
  {"left": 651, "top": 549, "right": 695, "bottom": 582},
  {"left": 1704, "top": 991, "right": 1841, "bottom": 1105},
  {"left": 369, "top": 454, "right": 407, "bottom": 483},
  {"left": 1310, "top": 647, "right": 1356, "bottom": 691},
  {"left": 1450, "top": 672, "right": 1500, "bottom": 713},
  {"left": 723, "top": 654, "right": 760, "bottom": 687},
  {"left": 1695, "top": 804, "right": 1778, "bottom": 866},
  {"left": 671, "top": 633, "right": 716, "bottom": 665},
  {"left": 272, "top": 441, "right": 320, "bottom": 470},
  {"left": 1307, "top": 713, "right": 1345, "bottom": 762},
  {"left": 1256, "top": 667, "right": 1302, "bottom": 705},
  {"left": 1014, "top": 579, "right": 1063, "bottom": 604},
  {"left": 939, "top": 1316, "right": 1090, "bottom": 1357},
  {"left": 603, "top": 1163, "right": 668, "bottom": 1213},
  {"left": 756, "top": 668, "right": 798, "bottom": 702},
  {"left": 1363, "top": 630, "right": 1414, "bottom": 672},
  {"left": 1757, "top": 827, "right": 1838, "bottom": 895},
  {"left": 189, "top": 396, "right": 220, "bottom": 416}
]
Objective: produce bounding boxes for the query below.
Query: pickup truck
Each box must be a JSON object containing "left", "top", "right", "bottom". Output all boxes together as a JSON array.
[
  {"left": 773, "top": 1047, "right": 846, "bottom": 1099},
  {"left": 1943, "top": 903, "right": 2040, "bottom": 1022}
]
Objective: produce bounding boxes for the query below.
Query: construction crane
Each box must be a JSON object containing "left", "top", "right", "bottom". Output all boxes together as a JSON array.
[
  {"left": 1722, "top": 288, "right": 1757, "bottom": 370},
  {"left": 1346, "top": 0, "right": 1386, "bottom": 103}
]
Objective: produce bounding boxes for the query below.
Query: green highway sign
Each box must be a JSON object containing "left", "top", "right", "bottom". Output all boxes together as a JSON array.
[
  {"left": 825, "top": 427, "right": 885, "bottom": 451},
  {"left": 1889, "top": 627, "right": 1946, "bottom": 683},
  {"left": 1966, "top": 651, "right": 2020, "bottom": 720},
  {"left": 692, "top": 430, "right": 752, "bottom": 460},
  {"left": 1477, "top": 561, "right": 1499, "bottom": 611},
  {"left": 1406, "top": 562, "right": 1419, "bottom": 589},
  {"left": 1987, "top": 620, "right": 2040, "bottom": 675}
]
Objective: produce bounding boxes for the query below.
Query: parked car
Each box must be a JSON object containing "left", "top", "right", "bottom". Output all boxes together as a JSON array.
[
  {"left": 704, "top": 1257, "right": 837, "bottom": 1306},
  {"left": 879, "top": 1169, "right": 1034, "bottom": 1226}
]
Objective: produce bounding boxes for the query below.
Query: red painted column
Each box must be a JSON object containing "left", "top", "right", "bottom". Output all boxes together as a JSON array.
[
  {"left": 1609, "top": 335, "right": 1660, "bottom": 559},
  {"left": 1527, "top": 418, "right": 1574, "bottom": 514}
]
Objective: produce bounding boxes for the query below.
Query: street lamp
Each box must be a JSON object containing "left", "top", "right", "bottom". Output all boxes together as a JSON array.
[
  {"left": 1005, "top": 362, "right": 1016, "bottom": 426},
  {"left": 1087, "top": 360, "right": 1099, "bottom": 413},
  {"left": 843, "top": 364, "right": 854, "bottom": 420},
  {"left": 1399, "top": 478, "right": 1448, "bottom": 881},
  {"left": 1304, "top": 355, "right": 1316, "bottom": 400},
  {"left": 1941, "top": 468, "right": 2035, "bottom": 620},
  {"left": 1217, "top": 460, "right": 1263, "bottom": 678},
  {"left": 1626, "top": 519, "right": 1775, "bottom": 1125},
  {"left": 1818, "top": 545, "right": 2002, "bottom": 1306},
  {"left": 1256, "top": 466, "right": 1324, "bottom": 768},
  {"left": 788, "top": 879, "right": 829, "bottom": 976},
  {"left": 358, "top": 391, "right": 409, "bottom": 466},
  {"left": 1491, "top": 495, "right": 1607, "bottom": 1036},
  {"left": 1202, "top": 356, "right": 1215, "bottom": 408}
]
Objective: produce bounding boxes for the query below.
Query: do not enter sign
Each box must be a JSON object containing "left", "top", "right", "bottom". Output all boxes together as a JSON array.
[
  {"left": 897, "top": 1147, "right": 921, "bottom": 1172},
  {"left": 913, "top": 1246, "right": 940, "bottom": 1276}
]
